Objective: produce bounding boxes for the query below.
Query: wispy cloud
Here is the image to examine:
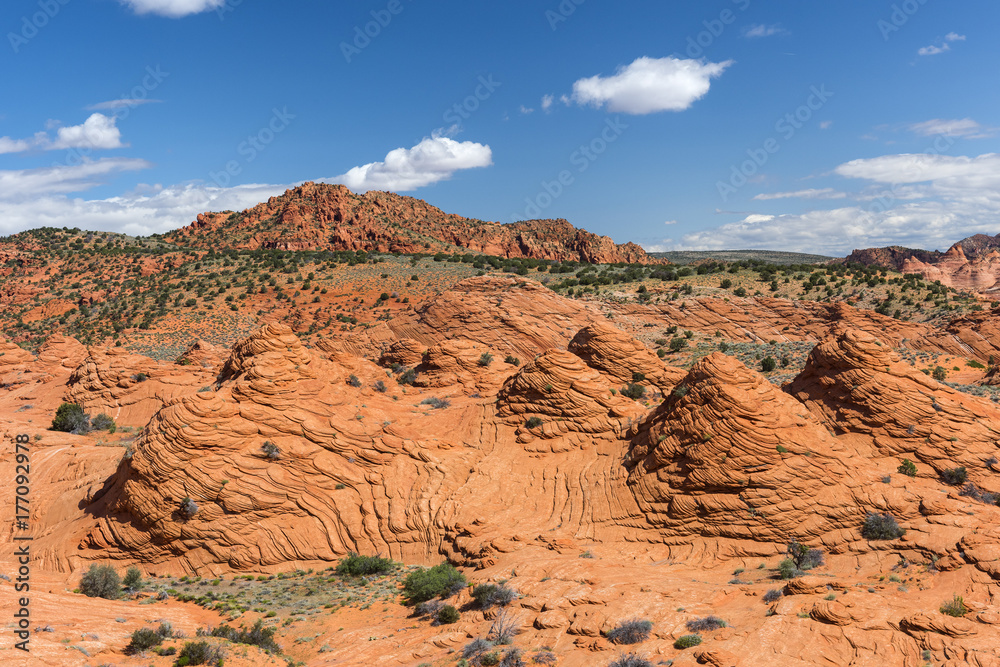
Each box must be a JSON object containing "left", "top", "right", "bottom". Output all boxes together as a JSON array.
[
  {"left": 743, "top": 24, "right": 787, "bottom": 38},
  {"left": 918, "top": 32, "right": 966, "bottom": 56},
  {"left": 118, "top": 0, "right": 225, "bottom": 18},
  {"left": 86, "top": 99, "right": 163, "bottom": 111},
  {"left": 908, "top": 118, "right": 995, "bottom": 139},
  {"left": 568, "top": 56, "right": 732, "bottom": 115},
  {"left": 753, "top": 188, "right": 847, "bottom": 201}
]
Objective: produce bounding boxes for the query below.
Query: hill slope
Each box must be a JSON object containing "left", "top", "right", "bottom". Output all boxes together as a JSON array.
[{"left": 165, "top": 182, "right": 660, "bottom": 264}]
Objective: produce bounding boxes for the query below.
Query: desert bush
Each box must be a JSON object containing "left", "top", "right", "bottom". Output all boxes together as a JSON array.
[
  {"left": 478, "top": 352, "right": 494, "bottom": 367},
  {"left": 80, "top": 564, "right": 121, "bottom": 599},
  {"left": 861, "top": 512, "right": 905, "bottom": 540},
  {"left": 761, "top": 356, "right": 777, "bottom": 372},
  {"left": 940, "top": 466, "right": 967, "bottom": 486},
  {"left": 959, "top": 482, "right": 1000, "bottom": 505},
  {"left": 531, "top": 650, "right": 557, "bottom": 665},
  {"left": 621, "top": 383, "right": 646, "bottom": 400},
  {"left": 488, "top": 608, "right": 520, "bottom": 644},
  {"left": 415, "top": 599, "right": 444, "bottom": 618},
  {"left": 606, "top": 618, "right": 652, "bottom": 644},
  {"left": 499, "top": 647, "right": 524, "bottom": 667},
  {"left": 472, "top": 582, "right": 517, "bottom": 609},
  {"left": 261, "top": 441, "right": 280, "bottom": 460},
  {"left": 210, "top": 619, "right": 279, "bottom": 653},
  {"left": 336, "top": 553, "right": 395, "bottom": 576},
  {"left": 403, "top": 563, "right": 467, "bottom": 603},
  {"left": 504, "top": 355, "right": 520, "bottom": 366},
  {"left": 669, "top": 337, "right": 687, "bottom": 352},
  {"left": 123, "top": 566, "right": 143, "bottom": 590},
  {"left": 421, "top": 397, "right": 451, "bottom": 409},
  {"left": 763, "top": 588, "right": 783, "bottom": 603},
  {"left": 92, "top": 413, "right": 117, "bottom": 433},
  {"left": 940, "top": 594, "right": 968, "bottom": 617},
  {"left": 398, "top": 368, "right": 417, "bottom": 385},
  {"left": 778, "top": 559, "right": 800, "bottom": 580},
  {"left": 180, "top": 497, "right": 198, "bottom": 519},
  {"left": 125, "top": 627, "right": 164, "bottom": 654},
  {"left": 51, "top": 402, "right": 91, "bottom": 434},
  {"left": 373, "top": 380, "right": 387, "bottom": 393},
  {"left": 685, "top": 616, "right": 726, "bottom": 632},
  {"left": 524, "top": 417, "right": 543, "bottom": 429},
  {"left": 932, "top": 366, "right": 947, "bottom": 381},
  {"left": 674, "top": 634, "right": 702, "bottom": 649},
  {"left": 787, "top": 539, "right": 824, "bottom": 570},
  {"left": 608, "top": 654, "right": 653, "bottom": 667},
  {"left": 897, "top": 458, "right": 917, "bottom": 477},
  {"left": 437, "top": 605, "right": 460, "bottom": 624},
  {"left": 347, "top": 374, "right": 362, "bottom": 387},
  {"left": 463, "top": 638, "right": 494, "bottom": 660},
  {"left": 176, "top": 640, "right": 225, "bottom": 666}
]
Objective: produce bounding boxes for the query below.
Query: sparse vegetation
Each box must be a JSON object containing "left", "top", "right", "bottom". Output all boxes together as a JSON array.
[
  {"left": 51, "top": 402, "right": 90, "bottom": 434},
  {"left": 898, "top": 458, "right": 917, "bottom": 477},
  {"left": 79, "top": 564, "right": 121, "bottom": 600},
  {"left": 606, "top": 618, "right": 652, "bottom": 644},
  {"left": 686, "top": 616, "right": 727, "bottom": 632},
  {"left": 861, "top": 512, "right": 906, "bottom": 540},
  {"left": 674, "top": 634, "right": 702, "bottom": 649},
  {"left": 336, "top": 553, "right": 395, "bottom": 576},
  {"left": 402, "top": 563, "right": 467, "bottom": 603},
  {"left": 940, "top": 594, "right": 968, "bottom": 617},
  {"left": 940, "top": 466, "right": 968, "bottom": 486}
]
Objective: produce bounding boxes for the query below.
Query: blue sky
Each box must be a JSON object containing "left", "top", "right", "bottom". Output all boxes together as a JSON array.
[{"left": 1, "top": 0, "right": 998, "bottom": 255}]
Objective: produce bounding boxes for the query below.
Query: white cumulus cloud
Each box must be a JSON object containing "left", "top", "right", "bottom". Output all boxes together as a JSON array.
[
  {"left": 570, "top": 56, "right": 732, "bottom": 115},
  {"left": 118, "top": 0, "right": 225, "bottom": 18},
  {"left": 327, "top": 135, "right": 493, "bottom": 192},
  {"left": 50, "top": 114, "right": 126, "bottom": 150}
]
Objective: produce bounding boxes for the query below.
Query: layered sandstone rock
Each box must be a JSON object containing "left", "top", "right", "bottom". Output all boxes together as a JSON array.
[{"left": 568, "top": 323, "right": 686, "bottom": 390}]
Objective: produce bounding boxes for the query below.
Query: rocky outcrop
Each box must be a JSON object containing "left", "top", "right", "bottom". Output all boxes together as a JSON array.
[
  {"left": 786, "top": 329, "right": 1000, "bottom": 485},
  {"left": 167, "top": 182, "right": 663, "bottom": 264},
  {"left": 352, "top": 276, "right": 603, "bottom": 360},
  {"left": 66, "top": 347, "right": 216, "bottom": 427},
  {"left": 568, "top": 323, "right": 686, "bottom": 391}
]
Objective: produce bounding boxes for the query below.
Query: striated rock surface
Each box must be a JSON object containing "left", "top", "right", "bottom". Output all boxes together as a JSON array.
[
  {"left": 411, "top": 338, "right": 502, "bottom": 390},
  {"left": 626, "top": 352, "right": 908, "bottom": 548},
  {"left": 568, "top": 323, "right": 686, "bottom": 390},
  {"left": 65, "top": 346, "right": 217, "bottom": 427},
  {"left": 787, "top": 329, "right": 1000, "bottom": 483},
  {"left": 351, "top": 275, "right": 603, "bottom": 360}
]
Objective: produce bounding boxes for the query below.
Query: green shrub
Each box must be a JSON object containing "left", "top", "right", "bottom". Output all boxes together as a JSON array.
[
  {"left": 503, "top": 355, "right": 520, "bottom": 366},
  {"left": 777, "top": 559, "right": 799, "bottom": 580},
  {"left": 52, "top": 402, "right": 90, "bottom": 434},
  {"left": 761, "top": 356, "right": 777, "bottom": 372},
  {"left": 786, "top": 539, "right": 824, "bottom": 570},
  {"left": 897, "top": 458, "right": 917, "bottom": 477},
  {"left": 861, "top": 512, "right": 905, "bottom": 540},
  {"left": 210, "top": 619, "right": 279, "bottom": 653},
  {"left": 80, "top": 564, "right": 121, "bottom": 599},
  {"left": 336, "top": 553, "right": 395, "bottom": 577},
  {"left": 398, "top": 368, "right": 417, "bottom": 385},
  {"left": 674, "top": 634, "right": 702, "bottom": 649},
  {"left": 478, "top": 352, "right": 494, "bottom": 367},
  {"left": 940, "top": 466, "right": 967, "bottom": 486},
  {"left": 261, "top": 441, "right": 280, "bottom": 460},
  {"left": 609, "top": 654, "right": 653, "bottom": 667},
  {"left": 125, "top": 627, "right": 164, "bottom": 654},
  {"left": 91, "top": 413, "right": 117, "bottom": 433},
  {"left": 437, "top": 605, "right": 460, "bottom": 624},
  {"left": 347, "top": 374, "right": 362, "bottom": 387},
  {"left": 685, "top": 616, "right": 726, "bottom": 632},
  {"left": 606, "top": 618, "right": 652, "bottom": 644},
  {"left": 123, "top": 566, "right": 143, "bottom": 590},
  {"left": 402, "top": 563, "right": 467, "bottom": 603},
  {"left": 621, "top": 383, "right": 646, "bottom": 400},
  {"left": 932, "top": 366, "right": 947, "bottom": 381},
  {"left": 176, "top": 640, "right": 225, "bottom": 666},
  {"left": 472, "top": 582, "right": 516, "bottom": 609},
  {"left": 669, "top": 337, "right": 688, "bottom": 352},
  {"left": 940, "top": 594, "right": 968, "bottom": 617},
  {"left": 524, "top": 417, "right": 543, "bottom": 429}
]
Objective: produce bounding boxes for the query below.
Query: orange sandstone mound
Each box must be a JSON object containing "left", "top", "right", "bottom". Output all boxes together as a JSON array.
[{"left": 568, "top": 322, "right": 686, "bottom": 390}]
